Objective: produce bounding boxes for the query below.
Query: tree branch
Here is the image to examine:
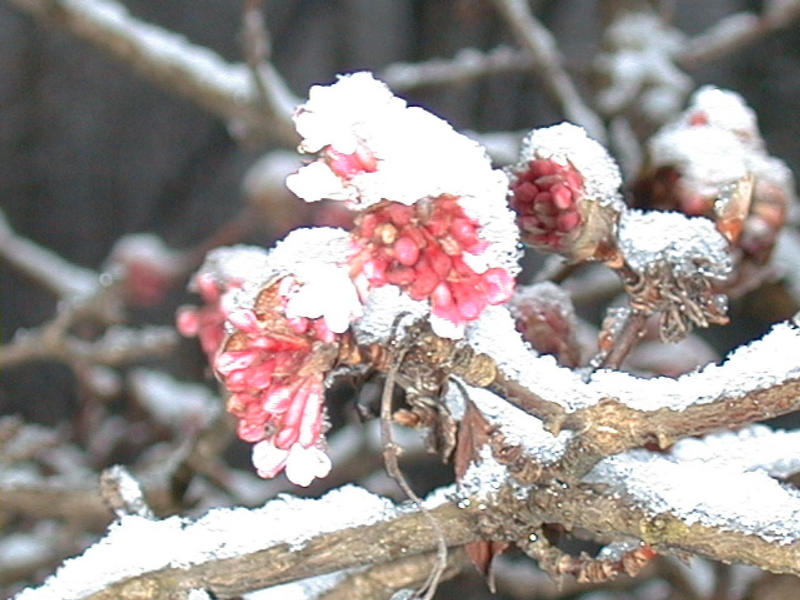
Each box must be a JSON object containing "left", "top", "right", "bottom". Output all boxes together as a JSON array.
[
  {"left": 380, "top": 46, "right": 533, "bottom": 91},
  {"left": 491, "top": 0, "right": 607, "bottom": 142},
  {"left": 17, "top": 490, "right": 478, "bottom": 600},
  {"left": 678, "top": 1, "right": 800, "bottom": 69},
  {"left": 5, "top": 0, "right": 299, "bottom": 144}
]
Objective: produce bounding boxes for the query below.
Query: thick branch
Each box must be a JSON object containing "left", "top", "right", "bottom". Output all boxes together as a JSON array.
[
  {"left": 554, "top": 377, "right": 800, "bottom": 478},
  {"left": 319, "top": 548, "right": 469, "bottom": 600},
  {"left": 491, "top": 0, "right": 607, "bottom": 142},
  {"left": 42, "top": 501, "right": 477, "bottom": 600},
  {"left": 6, "top": 0, "right": 298, "bottom": 144}
]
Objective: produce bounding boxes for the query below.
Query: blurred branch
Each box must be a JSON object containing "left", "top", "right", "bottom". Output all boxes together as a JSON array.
[
  {"left": 0, "top": 208, "right": 97, "bottom": 298},
  {"left": 491, "top": 0, "right": 607, "bottom": 142},
  {"left": 5, "top": 0, "right": 299, "bottom": 145},
  {"left": 381, "top": 46, "right": 533, "bottom": 91},
  {"left": 0, "top": 323, "right": 177, "bottom": 369},
  {"left": 678, "top": 1, "right": 800, "bottom": 69}
]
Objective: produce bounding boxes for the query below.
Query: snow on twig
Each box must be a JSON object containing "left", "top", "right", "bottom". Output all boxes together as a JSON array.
[
  {"left": 6, "top": 0, "right": 298, "bottom": 144},
  {"left": 380, "top": 46, "right": 534, "bottom": 91},
  {"left": 678, "top": 1, "right": 800, "bottom": 69}
]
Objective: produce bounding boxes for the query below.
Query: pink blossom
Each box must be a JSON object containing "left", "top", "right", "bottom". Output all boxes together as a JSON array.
[
  {"left": 349, "top": 196, "right": 514, "bottom": 327},
  {"left": 510, "top": 158, "right": 585, "bottom": 251},
  {"left": 180, "top": 274, "right": 338, "bottom": 487}
]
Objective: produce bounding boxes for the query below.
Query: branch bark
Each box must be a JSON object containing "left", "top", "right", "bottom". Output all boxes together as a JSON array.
[{"left": 80, "top": 502, "right": 477, "bottom": 600}]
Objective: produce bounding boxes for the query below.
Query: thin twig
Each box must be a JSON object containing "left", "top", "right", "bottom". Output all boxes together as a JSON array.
[
  {"left": 381, "top": 350, "right": 448, "bottom": 600},
  {"left": 599, "top": 310, "right": 648, "bottom": 369},
  {"left": 491, "top": 0, "right": 607, "bottom": 142},
  {"left": 380, "top": 46, "right": 534, "bottom": 91},
  {"left": 678, "top": 2, "right": 800, "bottom": 69}
]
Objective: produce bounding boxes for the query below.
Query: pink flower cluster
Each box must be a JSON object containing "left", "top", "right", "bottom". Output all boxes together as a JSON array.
[
  {"left": 178, "top": 278, "right": 335, "bottom": 486},
  {"left": 349, "top": 196, "right": 514, "bottom": 326},
  {"left": 510, "top": 158, "right": 585, "bottom": 250},
  {"left": 176, "top": 274, "right": 230, "bottom": 362}
]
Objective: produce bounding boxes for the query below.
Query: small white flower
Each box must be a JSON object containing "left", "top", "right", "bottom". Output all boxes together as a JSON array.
[{"left": 252, "top": 439, "right": 289, "bottom": 479}]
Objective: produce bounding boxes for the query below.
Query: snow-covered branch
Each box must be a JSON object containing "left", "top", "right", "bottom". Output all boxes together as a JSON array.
[
  {"left": 677, "top": 1, "right": 800, "bottom": 69},
  {"left": 380, "top": 46, "right": 534, "bottom": 92},
  {"left": 6, "top": 0, "right": 298, "bottom": 144},
  {"left": 16, "top": 486, "right": 478, "bottom": 600}
]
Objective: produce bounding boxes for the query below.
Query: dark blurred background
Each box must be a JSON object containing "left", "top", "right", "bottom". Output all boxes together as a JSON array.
[{"left": 1, "top": 0, "right": 798, "bottom": 422}]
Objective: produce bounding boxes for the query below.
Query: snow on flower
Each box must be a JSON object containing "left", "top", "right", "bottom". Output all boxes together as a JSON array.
[
  {"left": 639, "top": 86, "right": 796, "bottom": 262},
  {"left": 287, "top": 72, "right": 520, "bottom": 338},
  {"left": 508, "top": 123, "right": 625, "bottom": 261},
  {"left": 287, "top": 72, "right": 509, "bottom": 210},
  {"left": 178, "top": 229, "right": 361, "bottom": 486}
]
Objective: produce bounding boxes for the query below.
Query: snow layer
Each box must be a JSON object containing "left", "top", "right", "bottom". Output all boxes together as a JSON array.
[
  {"left": 669, "top": 425, "right": 800, "bottom": 479},
  {"left": 586, "top": 449, "right": 800, "bottom": 544},
  {"left": 468, "top": 306, "right": 800, "bottom": 413},
  {"left": 287, "top": 72, "right": 506, "bottom": 211},
  {"left": 16, "top": 486, "right": 396, "bottom": 600},
  {"left": 617, "top": 209, "right": 732, "bottom": 281}
]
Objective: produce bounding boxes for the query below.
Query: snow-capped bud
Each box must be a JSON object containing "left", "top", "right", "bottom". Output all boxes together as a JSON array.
[
  {"left": 617, "top": 210, "right": 733, "bottom": 342},
  {"left": 509, "top": 123, "right": 625, "bottom": 262},
  {"left": 107, "top": 233, "right": 184, "bottom": 306},
  {"left": 510, "top": 282, "right": 581, "bottom": 367},
  {"left": 634, "top": 86, "right": 795, "bottom": 265},
  {"left": 287, "top": 72, "right": 514, "bottom": 213}
]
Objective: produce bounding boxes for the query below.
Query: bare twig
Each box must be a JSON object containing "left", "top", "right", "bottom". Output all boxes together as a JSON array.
[
  {"left": 678, "top": 2, "right": 800, "bottom": 69},
  {"left": 381, "top": 46, "right": 533, "bottom": 91},
  {"left": 99, "top": 465, "right": 154, "bottom": 519},
  {"left": 491, "top": 0, "right": 607, "bottom": 142},
  {"left": 381, "top": 348, "right": 448, "bottom": 600},
  {"left": 0, "top": 323, "right": 177, "bottom": 369},
  {"left": 6, "top": 0, "right": 299, "bottom": 144}
]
